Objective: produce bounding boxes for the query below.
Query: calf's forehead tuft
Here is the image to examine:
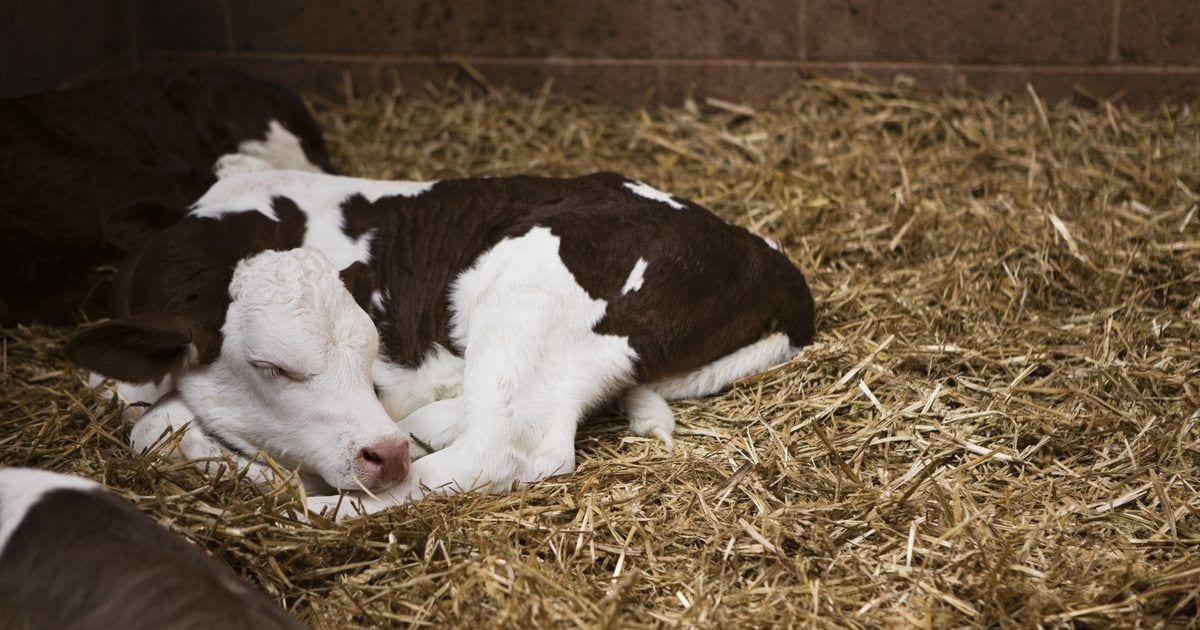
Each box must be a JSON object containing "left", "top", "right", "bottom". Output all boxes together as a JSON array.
[
  {"left": 226, "top": 248, "right": 377, "bottom": 357},
  {"left": 229, "top": 248, "right": 345, "bottom": 308}
]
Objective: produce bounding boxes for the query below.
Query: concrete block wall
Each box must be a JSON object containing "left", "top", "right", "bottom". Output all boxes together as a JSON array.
[{"left": 5, "top": 1, "right": 1200, "bottom": 106}]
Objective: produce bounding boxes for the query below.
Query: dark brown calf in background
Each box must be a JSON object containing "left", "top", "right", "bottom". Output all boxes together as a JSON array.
[
  {"left": 0, "top": 67, "right": 334, "bottom": 325},
  {"left": 0, "top": 468, "right": 304, "bottom": 629}
]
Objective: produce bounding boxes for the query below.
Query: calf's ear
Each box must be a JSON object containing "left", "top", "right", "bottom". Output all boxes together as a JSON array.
[
  {"left": 65, "top": 313, "right": 216, "bottom": 383},
  {"left": 102, "top": 202, "right": 183, "bottom": 253}
]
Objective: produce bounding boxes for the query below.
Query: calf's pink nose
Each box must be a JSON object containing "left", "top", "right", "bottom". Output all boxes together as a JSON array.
[{"left": 356, "top": 438, "right": 410, "bottom": 490}]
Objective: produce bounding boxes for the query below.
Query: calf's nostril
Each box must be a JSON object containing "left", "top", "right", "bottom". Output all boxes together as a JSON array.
[{"left": 359, "top": 447, "right": 384, "bottom": 467}]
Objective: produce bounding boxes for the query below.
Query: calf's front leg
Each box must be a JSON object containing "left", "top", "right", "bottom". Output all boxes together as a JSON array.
[
  {"left": 307, "top": 227, "right": 639, "bottom": 520},
  {"left": 392, "top": 397, "right": 464, "bottom": 458}
]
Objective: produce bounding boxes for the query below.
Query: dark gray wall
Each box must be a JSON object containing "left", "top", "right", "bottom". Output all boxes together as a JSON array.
[
  {"left": 1, "top": 0, "right": 133, "bottom": 97},
  {"left": 3, "top": 1, "right": 1200, "bottom": 107}
]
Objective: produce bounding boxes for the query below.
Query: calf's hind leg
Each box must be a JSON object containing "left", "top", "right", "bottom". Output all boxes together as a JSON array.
[
  {"left": 623, "top": 386, "right": 675, "bottom": 451},
  {"left": 621, "top": 332, "right": 800, "bottom": 451}
]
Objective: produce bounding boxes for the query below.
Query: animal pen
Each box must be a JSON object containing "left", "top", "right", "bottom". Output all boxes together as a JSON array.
[{"left": 2, "top": 2, "right": 1199, "bottom": 627}]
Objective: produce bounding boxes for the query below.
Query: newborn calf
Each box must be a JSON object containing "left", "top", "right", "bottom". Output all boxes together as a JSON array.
[
  {"left": 0, "top": 468, "right": 303, "bottom": 629},
  {"left": 69, "top": 171, "right": 815, "bottom": 518}
]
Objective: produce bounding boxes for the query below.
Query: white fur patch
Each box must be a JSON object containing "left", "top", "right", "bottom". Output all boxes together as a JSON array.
[
  {"left": 624, "top": 181, "right": 683, "bottom": 210},
  {"left": 621, "top": 257, "right": 649, "bottom": 295},
  {"left": 369, "top": 289, "right": 387, "bottom": 313},
  {"left": 373, "top": 344, "right": 465, "bottom": 421},
  {"left": 306, "top": 222, "right": 375, "bottom": 272},
  {"left": 236, "top": 119, "right": 322, "bottom": 173},
  {"left": 0, "top": 469, "right": 98, "bottom": 555},
  {"left": 760, "top": 235, "right": 780, "bottom": 251},
  {"left": 130, "top": 394, "right": 203, "bottom": 456},
  {"left": 190, "top": 171, "right": 436, "bottom": 269},
  {"left": 213, "top": 153, "right": 274, "bottom": 179},
  {"left": 87, "top": 372, "right": 174, "bottom": 422},
  {"left": 649, "top": 332, "right": 797, "bottom": 400}
]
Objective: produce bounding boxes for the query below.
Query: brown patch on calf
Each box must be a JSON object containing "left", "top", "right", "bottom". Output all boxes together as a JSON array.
[
  {"left": 0, "top": 487, "right": 302, "bottom": 629},
  {"left": 339, "top": 261, "right": 377, "bottom": 312},
  {"left": 539, "top": 173, "right": 815, "bottom": 381}
]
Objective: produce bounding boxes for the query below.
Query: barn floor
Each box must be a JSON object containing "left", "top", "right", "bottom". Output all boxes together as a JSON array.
[{"left": 2, "top": 77, "right": 1198, "bottom": 628}]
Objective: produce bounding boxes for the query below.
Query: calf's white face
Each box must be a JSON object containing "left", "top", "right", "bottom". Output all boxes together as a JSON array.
[
  {"left": 174, "top": 248, "right": 409, "bottom": 491},
  {"left": 74, "top": 248, "right": 407, "bottom": 491}
]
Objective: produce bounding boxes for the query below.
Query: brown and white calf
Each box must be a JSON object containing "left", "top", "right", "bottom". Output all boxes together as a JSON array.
[
  {"left": 0, "top": 67, "right": 333, "bottom": 325},
  {"left": 0, "top": 468, "right": 303, "bottom": 628},
  {"left": 66, "top": 170, "right": 815, "bottom": 516}
]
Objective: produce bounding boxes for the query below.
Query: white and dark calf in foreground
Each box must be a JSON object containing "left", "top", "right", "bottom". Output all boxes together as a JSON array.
[
  {"left": 67, "top": 171, "right": 815, "bottom": 516},
  {"left": 0, "top": 468, "right": 303, "bottom": 629}
]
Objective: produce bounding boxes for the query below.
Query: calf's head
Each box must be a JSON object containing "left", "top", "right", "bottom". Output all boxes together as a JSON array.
[{"left": 67, "top": 248, "right": 408, "bottom": 491}]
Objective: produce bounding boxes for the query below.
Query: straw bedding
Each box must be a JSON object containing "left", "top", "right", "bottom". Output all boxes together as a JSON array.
[{"left": 2, "top": 77, "right": 1198, "bottom": 627}]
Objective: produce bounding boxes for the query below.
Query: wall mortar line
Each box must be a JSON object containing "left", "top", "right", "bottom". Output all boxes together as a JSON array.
[{"left": 138, "top": 49, "right": 1200, "bottom": 76}]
